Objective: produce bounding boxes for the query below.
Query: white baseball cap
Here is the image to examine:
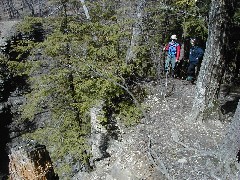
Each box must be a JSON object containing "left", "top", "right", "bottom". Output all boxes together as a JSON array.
[{"left": 171, "top": 34, "right": 177, "bottom": 40}]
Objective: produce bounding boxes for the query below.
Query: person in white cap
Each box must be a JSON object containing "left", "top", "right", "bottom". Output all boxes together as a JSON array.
[{"left": 163, "top": 34, "right": 181, "bottom": 77}]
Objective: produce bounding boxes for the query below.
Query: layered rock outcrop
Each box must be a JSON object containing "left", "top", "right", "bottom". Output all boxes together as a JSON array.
[{"left": 9, "top": 144, "right": 58, "bottom": 180}]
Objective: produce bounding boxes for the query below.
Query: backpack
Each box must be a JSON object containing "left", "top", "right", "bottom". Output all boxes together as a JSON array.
[{"left": 168, "top": 42, "right": 179, "bottom": 57}]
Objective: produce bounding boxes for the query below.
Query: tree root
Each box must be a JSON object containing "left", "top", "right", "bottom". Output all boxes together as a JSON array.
[
  {"left": 147, "top": 138, "right": 171, "bottom": 180},
  {"left": 172, "top": 132, "right": 240, "bottom": 179}
]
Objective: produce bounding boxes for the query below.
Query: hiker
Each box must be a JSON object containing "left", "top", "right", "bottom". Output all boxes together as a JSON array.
[
  {"left": 186, "top": 37, "right": 204, "bottom": 82},
  {"left": 163, "top": 34, "right": 181, "bottom": 77}
]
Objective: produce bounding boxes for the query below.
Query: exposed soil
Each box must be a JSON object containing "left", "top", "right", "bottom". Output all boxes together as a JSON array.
[
  {"left": 139, "top": 78, "right": 228, "bottom": 179},
  {"left": 74, "top": 77, "right": 239, "bottom": 179},
  {"left": 1, "top": 19, "right": 239, "bottom": 180}
]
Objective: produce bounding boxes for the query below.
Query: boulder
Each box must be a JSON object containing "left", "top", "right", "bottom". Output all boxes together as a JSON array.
[{"left": 9, "top": 143, "right": 58, "bottom": 180}]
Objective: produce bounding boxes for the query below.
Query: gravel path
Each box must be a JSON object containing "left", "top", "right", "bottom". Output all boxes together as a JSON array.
[
  {"left": 142, "top": 79, "right": 227, "bottom": 179},
  {"left": 74, "top": 78, "right": 229, "bottom": 180}
]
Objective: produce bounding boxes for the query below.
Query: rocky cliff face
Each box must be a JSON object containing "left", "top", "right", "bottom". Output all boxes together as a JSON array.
[
  {"left": 0, "top": 46, "right": 21, "bottom": 178},
  {"left": 0, "top": 20, "right": 20, "bottom": 47},
  {"left": 9, "top": 143, "right": 58, "bottom": 180},
  {"left": 0, "top": 18, "right": 57, "bottom": 179}
]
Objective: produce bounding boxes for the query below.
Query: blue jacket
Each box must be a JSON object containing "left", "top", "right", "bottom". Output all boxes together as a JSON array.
[
  {"left": 164, "top": 41, "right": 181, "bottom": 60},
  {"left": 189, "top": 46, "right": 204, "bottom": 65}
]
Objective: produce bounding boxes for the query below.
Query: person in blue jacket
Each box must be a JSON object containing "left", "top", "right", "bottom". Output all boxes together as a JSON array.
[
  {"left": 163, "top": 34, "right": 181, "bottom": 77},
  {"left": 186, "top": 38, "right": 204, "bottom": 82}
]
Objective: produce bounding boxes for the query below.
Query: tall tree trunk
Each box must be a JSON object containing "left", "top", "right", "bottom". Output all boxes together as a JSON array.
[
  {"left": 38, "top": 0, "right": 44, "bottom": 17},
  {"left": 61, "top": 0, "right": 83, "bottom": 127},
  {"left": 125, "top": 0, "right": 146, "bottom": 63},
  {"left": 210, "top": 100, "right": 240, "bottom": 179},
  {"left": 219, "top": 99, "right": 240, "bottom": 163},
  {"left": 190, "top": 0, "right": 237, "bottom": 121},
  {"left": 24, "top": 0, "right": 35, "bottom": 16},
  {"left": 79, "top": 0, "right": 91, "bottom": 20}
]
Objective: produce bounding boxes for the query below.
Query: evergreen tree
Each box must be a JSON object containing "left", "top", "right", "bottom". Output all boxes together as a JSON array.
[{"left": 13, "top": 0, "right": 149, "bottom": 177}]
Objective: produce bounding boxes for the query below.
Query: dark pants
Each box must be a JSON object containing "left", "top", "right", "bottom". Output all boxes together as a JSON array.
[
  {"left": 187, "top": 63, "right": 196, "bottom": 78},
  {"left": 175, "top": 60, "right": 189, "bottom": 79}
]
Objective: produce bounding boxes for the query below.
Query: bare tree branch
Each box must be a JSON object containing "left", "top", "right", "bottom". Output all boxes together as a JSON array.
[{"left": 79, "top": 0, "right": 91, "bottom": 20}]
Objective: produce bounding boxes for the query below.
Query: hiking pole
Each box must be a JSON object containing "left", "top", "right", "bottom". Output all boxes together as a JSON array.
[{"left": 165, "top": 71, "right": 168, "bottom": 97}]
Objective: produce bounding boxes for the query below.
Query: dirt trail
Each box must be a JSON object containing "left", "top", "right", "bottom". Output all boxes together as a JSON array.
[
  {"left": 74, "top": 78, "right": 231, "bottom": 179},
  {"left": 142, "top": 79, "right": 228, "bottom": 179}
]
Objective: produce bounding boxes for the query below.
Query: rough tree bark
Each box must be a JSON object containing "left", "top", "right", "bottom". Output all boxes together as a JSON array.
[
  {"left": 125, "top": 0, "right": 146, "bottom": 63},
  {"left": 79, "top": 0, "right": 91, "bottom": 20},
  {"left": 202, "top": 100, "right": 240, "bottom": 179},
  {"left": 190, "top": 0, "right": 237, "bottom": 121},
  {"left": 217, "top": 99, "right": 240, "bottom": 178},
  {"left": 38, "top": 0, "right": 44, "bottom": 16}
]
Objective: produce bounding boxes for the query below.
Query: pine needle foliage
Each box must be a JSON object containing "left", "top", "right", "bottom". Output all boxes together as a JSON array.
[
  {"left": 11, "top": 1, "right": 150, "bottom": 177},
  {"left": 3, "top": 0, "right": 215, "bottom": 178}
]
